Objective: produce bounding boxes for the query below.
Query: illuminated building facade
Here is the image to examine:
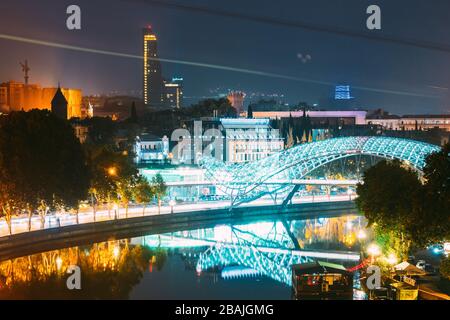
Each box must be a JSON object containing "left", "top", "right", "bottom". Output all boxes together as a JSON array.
[
  {"left": 251, "top": 110, "right": 368, "bottom": 125},
  {"left": 134, "top": 134, "right": 170, "bottom": 164},
  {"left": 334, "top": 85, "right": 353, "bottom": 100},
  {"left": 0, "top": 81, "right": 82, "bottom": 119},
  {"left": 221, "top": 118, "right": 284, "bottom": 163},
  {"left": 0, "top": 86, "right": 7, "bottom": 112},
  {"left": 143, "top": 26, "right": 164, "bottom": 107},
  {"left": 164, "top": 77, "right": 183, "bottom": 108},
  {"left": 42, "top": 87, "right": 82, "bottom": 119},
  {"left": 178, "top": 118, "right": 284, "bottom": 165},
  {"left": 366, "top": 115, "right": 450, "bottom": 132}
]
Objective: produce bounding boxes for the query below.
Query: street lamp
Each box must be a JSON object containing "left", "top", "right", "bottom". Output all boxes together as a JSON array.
[
  {"left": 56, "top": 256, "right": 63, "bottom": 271},
  {"left": 113, "top": 245, "right": 120, "bottom": 259},
  {"left": 386, "top": 253, "right": 398, "bottom": 266},
  {"left": 367, "top": 243, "right": 381, "bottom": 263},
  {"left": 107, "top": 166, "right": 117, "bottom": 177},
  {"left": 169, "top": 200, "right": 176, "bottom": 214},
  {"left": 347, "top": 188, "right": 353, "bottom": 200},
  {"left": 113, "top": 204, "right": 119, "bottom": 219},
  {"left": 357, "top": 230, "right": 367, "bottom": 240}
]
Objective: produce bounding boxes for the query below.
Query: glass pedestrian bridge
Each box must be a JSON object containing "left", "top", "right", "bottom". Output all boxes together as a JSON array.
[{"left": 200, "top": 136, "right": 440, "bottom": 207}]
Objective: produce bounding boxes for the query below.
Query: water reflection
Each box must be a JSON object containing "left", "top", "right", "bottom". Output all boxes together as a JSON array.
[
  {"left": 141, "top": 216, "right": 366, "bottom": 286},
  {"left": 0, "top": 215, "right": 369, "bottom": 299},
  {"left": 0, "top": 241, "right": 163, "bottom": 299}
]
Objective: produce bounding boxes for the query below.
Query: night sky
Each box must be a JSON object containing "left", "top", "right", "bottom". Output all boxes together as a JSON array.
[{"left": 0, "top": 0, "right": 449, "bottom": 114}]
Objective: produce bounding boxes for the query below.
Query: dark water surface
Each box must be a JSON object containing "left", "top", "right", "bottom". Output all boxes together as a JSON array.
[{"left": 0, "top": 214, "right": 369, "bottom": 300}]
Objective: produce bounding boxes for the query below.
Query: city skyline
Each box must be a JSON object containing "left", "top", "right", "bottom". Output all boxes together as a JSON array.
[
  {"left": 0, "top": 1, "right": 449, "bottom": 303},
  {"left": 0, "top": 0, "right": 449, "bottom": 114}
]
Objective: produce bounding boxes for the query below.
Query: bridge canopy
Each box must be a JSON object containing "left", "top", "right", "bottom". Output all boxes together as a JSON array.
[{"left": 200, "top": 136, "right": 440, "bottom": 205}]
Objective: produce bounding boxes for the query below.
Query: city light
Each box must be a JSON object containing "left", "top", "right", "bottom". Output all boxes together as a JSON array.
[
  {"left": 357, "top": 230, "right": 367, "bottom": 240},
  {"left": 56, "top": 256, "right": 63, "bottom": 271},
  {"left": 107, "top": 166, "right": 117, "bottom": 177},
  {"left": 367, "top": 243, "right": 381, "bottom": 257},
  {"left": 113, "top": 246, "right": 120, "bottom": 259},
  {"left": 1, "top": 1, "right": 449, "bottom": 304},
  {"left": 169, "top": 199, "right": 176, "bottom": 214},
  {"left": 386, "top": 253, "right": 398, "bottom": 265}
]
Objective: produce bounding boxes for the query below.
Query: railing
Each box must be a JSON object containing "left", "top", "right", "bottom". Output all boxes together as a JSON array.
[{"left": 0, "top": 194, "right": 356, "bottom": 238}]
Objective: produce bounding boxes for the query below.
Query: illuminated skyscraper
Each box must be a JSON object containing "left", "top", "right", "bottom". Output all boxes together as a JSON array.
[
  {"left": 143, "top": 26, "right": 163, "bottom": 107},
  {"left": 164, "top": 77, "right": 183, "bottom": 109}
]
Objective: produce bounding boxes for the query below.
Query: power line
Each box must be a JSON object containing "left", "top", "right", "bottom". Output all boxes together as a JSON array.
[
  {"left": 122, "top": 0, "right": 450, "bottom": 54},
  {"left": 0, "top": 33, "right": 439, "bottom": 99}
]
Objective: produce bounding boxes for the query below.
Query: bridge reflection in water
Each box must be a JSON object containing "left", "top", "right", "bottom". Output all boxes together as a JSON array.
[
  {"left": 0, "top": 215, "right": 369, "bottom": 299},
  {"left": 140, "top": 216, "right": 366, "bottom": 286}
]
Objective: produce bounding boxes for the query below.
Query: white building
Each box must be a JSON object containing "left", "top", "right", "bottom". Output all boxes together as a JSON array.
[
  {"left": 134, "top": 134, "right": 170, "bottom": 164},
  {"left": 366, "top": 115, "right": 450, "bottom": 131},
  {"left": 221, "top": 118, "right": 284, "bottom": 163},
  {"left": 250, "top": 110, "right": 368, "bottom": 125},
  {"left": 175, "top": 118, "right": 284, "bottom": 165}
]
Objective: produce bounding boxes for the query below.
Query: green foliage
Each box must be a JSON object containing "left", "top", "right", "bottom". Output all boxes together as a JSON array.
[
  {"left": 357, "top": 145, "right": 450, "bottom": 251},
  {"left": 129, "top": 102, "right": 138, "bottom": 123},
  {"left": 84, "top": 116, "right": 117, "bottom": 145},
  {"left": 441, "top": 257, "right": 450, "bottom": 280},
  {"left": 133, "top": 175, "right": 154, "bottom": 205},
  {"left": 85, "top": 144, "right": 139, "bottom": 209},
  {"left": 247, "top": 104, "right": 253, "bottom": 119},
  {"left": 0, "top": 110, "right": 90, "bottom": 216},
  {"left": 151, "top": 173, "right": 167, "bottom": 201},
  {"left": 356, "top": 160, "right": 422, "bottom": 234},
  {"left": 419, "top": 143, "right": 450, "bottom": 243}
]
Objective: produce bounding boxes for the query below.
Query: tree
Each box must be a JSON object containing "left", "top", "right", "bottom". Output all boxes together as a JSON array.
[
  {"left": 133, "top": 176, "right": 154, "bottom": 216},
  {"left": 116, "top": 178, "right": 134, "bottom": 218},
  {"left": 85, "top": 145, "right": 139, "bottom": 220},
  {"left": 356, "top": 145, "right": 450, "bottom": 255},
  {"left": 129, "top": 102, "right": 138, "bottom": 123},
  {"left": 151, "top": 174, "right": 167, "bottom": 214},
  {"left": 0, "top": 110, "right": 90, "bottom": 230},
  {"left": 0, "top": 182, "right": 22, "bottom": 235},
  {"left": 85, "top": 145, "right": 118, "bottom": 221},
  {"left": 441, "top": 257, "right": 450, "bottom": 280},
  {"left": 247, "top": 104, "right": 253, "bottom": 119},
  {"left": 356, "top": 160, "right": 422, "bottom": 257},
  {"left": 84, "top": 117, "right": 117, "bottom": 146},
  {"left": 415, "top": 143, "right": 450, "bottom": 244},
  {"left": 286, "top": 127, "right": 294, "bottom": 149}
]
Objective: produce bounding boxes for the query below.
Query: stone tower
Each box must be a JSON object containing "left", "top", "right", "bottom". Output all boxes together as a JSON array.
[{"left": 51, "top": 85, "right": 68, "bottom": 120}]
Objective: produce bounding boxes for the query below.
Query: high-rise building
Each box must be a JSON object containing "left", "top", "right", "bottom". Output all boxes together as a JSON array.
[
  {"left": 164, "top": 77, "right": 183, "bottom": 108},
  {"left": 143, "top": 26, "right": 163, "bottom": 107}
]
